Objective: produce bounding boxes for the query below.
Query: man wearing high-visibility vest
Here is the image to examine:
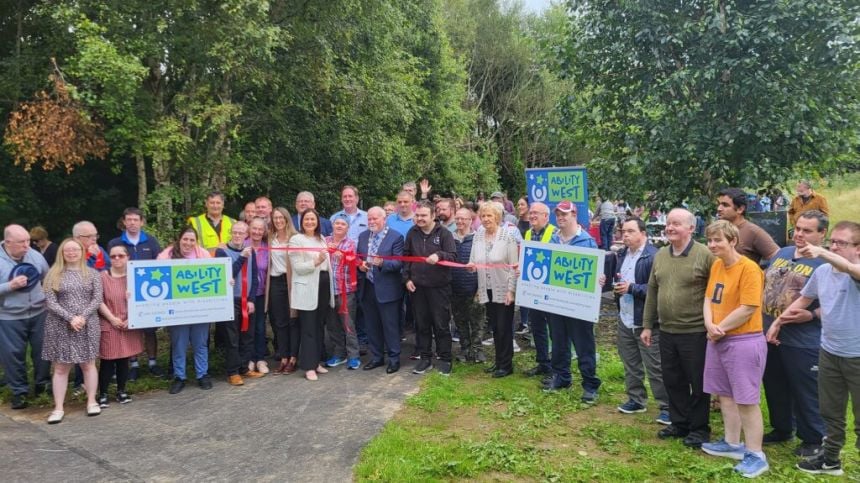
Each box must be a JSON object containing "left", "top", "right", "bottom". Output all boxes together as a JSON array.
[
  {"left": 522, "top": 201, "right": 556, "bottom": 381},
  {"left": 187, "top": 191, "right": 235, "bottom": 253}
]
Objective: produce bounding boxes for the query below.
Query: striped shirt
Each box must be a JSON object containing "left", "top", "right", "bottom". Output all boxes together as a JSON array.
[{"left": 98, "top": 271, "right": 144, "bottom": 359}]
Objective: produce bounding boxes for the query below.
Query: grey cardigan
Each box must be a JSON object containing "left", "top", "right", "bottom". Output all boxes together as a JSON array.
[{"left": 469, "top": 227, "right": 519, "bottom": 304}]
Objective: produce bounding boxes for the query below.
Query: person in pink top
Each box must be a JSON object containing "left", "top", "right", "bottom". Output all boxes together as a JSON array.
[{"left": 96, "top": 244, "right": 144, "bottom": 408}]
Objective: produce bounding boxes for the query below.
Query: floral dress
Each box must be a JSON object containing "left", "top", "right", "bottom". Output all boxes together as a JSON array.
[{"left": 42, "top": 268, "right": 103, "bottom": 363}]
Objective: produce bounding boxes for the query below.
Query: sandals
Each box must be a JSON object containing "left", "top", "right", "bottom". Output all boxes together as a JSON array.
[
  {"left": 47, "top": 410, "right": 64, "bottom": 424},
  {"left": 305, "top": 370, "right": 318, "bottom": 381},
  {"left": 87, "top": 404, "right": 101, "bottom": 417}
]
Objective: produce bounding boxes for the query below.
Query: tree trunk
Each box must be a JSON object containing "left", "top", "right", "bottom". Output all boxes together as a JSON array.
[{"left": 136, "top": 152, "right": 147, "bottom": 209}]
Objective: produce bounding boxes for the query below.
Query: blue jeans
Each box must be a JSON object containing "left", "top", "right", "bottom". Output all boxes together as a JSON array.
[
  {"left": 599, "top": 219, "right": 615, "bottom": 250},
  {"left": 170, "top": 323, "right": 210, "bottom": 380},
  {"left": 518, "top": 306, "right": 530, "bottom": 329},
  {"left": 0, "top": 313, "right": 51, "bottom": 396},
  {"left": 530, "top": 309, "right": 551, "bottom": 372},
  {"left": 550, "top": 314, "right": 600, "bottom": 391}
]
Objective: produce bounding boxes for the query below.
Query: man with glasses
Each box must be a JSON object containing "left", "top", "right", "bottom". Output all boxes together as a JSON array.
[
  {"left": 109, "top": 208, "right": 163, "bottom": 380},
  {"left": 760, "top": 210, "right": 828, "bottom": 456},
  {"left": 0, "top": 225, "right": 51, "bottom": 409},
  {"left": 773, "top": 221, "right": 860, "bottom": 476},
  {"left": 73, "top": 220, "right": 110, "bottom": 271},
  {"left": 522, "top": 202, "right": 556, "bottom": 380}
]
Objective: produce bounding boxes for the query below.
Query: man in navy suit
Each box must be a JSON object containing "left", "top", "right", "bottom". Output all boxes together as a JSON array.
[
  {"left": 357, "top": 207, "right": 405, "bottom": 373},
  {"left": 293, "top": 191, "right": 333, "bottom": 236}
]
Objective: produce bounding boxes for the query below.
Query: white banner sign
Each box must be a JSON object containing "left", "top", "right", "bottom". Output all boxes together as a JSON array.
[
  {"left": 516, "top": 241, "right": 605, "bottom": 323},
  {"left": 127, "top": 258, "right": 233, "bottom": 329}
]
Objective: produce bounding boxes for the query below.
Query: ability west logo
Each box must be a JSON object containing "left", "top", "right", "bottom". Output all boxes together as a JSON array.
[
  {"left": 134, "top": 264, "right": 227, "bottom": 302},
  {"left": 521, "top": 247, "right": 597, "bottom": 292}
]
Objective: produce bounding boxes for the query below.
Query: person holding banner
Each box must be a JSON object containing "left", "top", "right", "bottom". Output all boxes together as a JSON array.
[
  {"left": 268, "top": 207, "right": 298, "bottom": 374},
  {"left": 96, "top": 244, "right": 144, "bottom": 407},
  {"left": 41, "top": 238, "right": 104, "bottom": 423},
  {"left": 699, "top": 220, "right": 768, "bottom": 478},
  {"left": 157, "top": 227, "right": 214, "bottom": 394},
  {"left": 544, "top": 201, "right": 601, "bottom": 402},
  {"left": 469, "top": 201, "right": 519, "bottom": 378},
  {"left": 288, "top": 209, "right": 336, "bottom": 381},
  {"left": 215, "top": 222, "right": 263, "bottom": 386},
  {"left": 523, "top": 202, "right": 556, "bottom": 381}
]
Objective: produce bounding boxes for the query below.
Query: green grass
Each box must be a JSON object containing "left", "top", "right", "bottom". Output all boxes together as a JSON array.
[
  {"left": 818, "top": 171, "right": 860, "bottom": 227},
  {"left": 356, "top": 321, "right": 859, "bottom": 482}
]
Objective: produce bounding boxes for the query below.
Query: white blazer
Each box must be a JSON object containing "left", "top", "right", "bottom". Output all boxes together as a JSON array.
[{"left": 287, "top": 234, "right": 335, "bottom": 311}]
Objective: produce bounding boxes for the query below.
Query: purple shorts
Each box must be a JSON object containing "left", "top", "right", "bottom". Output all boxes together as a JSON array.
[{"left": 703, "top": 332, "right": 767, "bottom": 405}]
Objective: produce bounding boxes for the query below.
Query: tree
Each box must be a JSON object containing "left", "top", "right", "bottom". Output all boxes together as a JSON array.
[{"left": 559, "top": 0, "right": 860, "bottom": 208}]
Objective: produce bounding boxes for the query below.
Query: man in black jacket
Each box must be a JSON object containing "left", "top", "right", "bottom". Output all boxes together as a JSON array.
[
  {"left": 613, "top": 218, "right": 669, "bottom": 423},
  {"left": 404, "top": 203, "right": 457, "bottom": 375}
]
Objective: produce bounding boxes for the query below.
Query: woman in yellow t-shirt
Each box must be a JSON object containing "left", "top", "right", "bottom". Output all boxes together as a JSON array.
[{"left": 700, "top": 220, "right": 769, "bottom": 478}]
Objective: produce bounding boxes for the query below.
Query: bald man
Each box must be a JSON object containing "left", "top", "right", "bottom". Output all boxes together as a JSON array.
[{"left": 0, "top": 225, "right": 52, "bottom": 409}]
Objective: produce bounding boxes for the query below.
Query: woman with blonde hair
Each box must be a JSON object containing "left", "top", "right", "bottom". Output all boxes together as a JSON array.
[
  {"left": 41, "top": 238, "right": 103, "bottom": 423},
  {"left": 469, "top": 201, "right": 519, "bottom": 378},
  {"left": 268, "top": 207, "right": 299, "bottom": 374}
]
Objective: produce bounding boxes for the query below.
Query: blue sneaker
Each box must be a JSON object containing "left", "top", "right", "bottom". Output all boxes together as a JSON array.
[
  {"left": 347, "top": 358, "right": 361, "bottom": 370},
  {"left": 581, "top": 390, "right": 598, "bottom": 405},
  {"left": 733, "top": 452, "right": 769, "bottom": 478},
  {"left": 655, "top": 410, "right": 671, "bottom": 425},
  {"left": 326, "top": 356, "right": 346, "bottom": 367},
  {"left": 617, "top": 400, "right": 646, "bottom": 414},
  {"left": 702, "top": 439, "right": 747, "bottom": 460}
]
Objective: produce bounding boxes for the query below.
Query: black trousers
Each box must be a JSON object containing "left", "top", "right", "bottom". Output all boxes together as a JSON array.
[
  {"left": 215, "top": 301, "right": 254, "bottom": 376},
  {"left": 412, "top": 285, "right": 453, "bottom": 362},
  {"left": 98, "top": 358, "right": 129, "bottom": 395},
  {"left": 297, "top": 272, "right": 331, "bottom": 371},
  {"left": 269, "top": 275, "right": 298, "bottom": 359},
  {"left": 763, "top": 343, "right": 825, "bottom": 444},
  {"left": 486, "top": 290, "right": 514, "bottom": 372},
  {"left": 659, "top": 330, "right": 710, "bottom": 435}
]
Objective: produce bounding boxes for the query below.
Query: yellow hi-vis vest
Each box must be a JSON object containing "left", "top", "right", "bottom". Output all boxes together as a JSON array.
[
  {"left": 187, "top": 214, "right": 235, "bottom": 251},
  {"left": 525, "top": 224, "right": 556, "bottom": 243}
]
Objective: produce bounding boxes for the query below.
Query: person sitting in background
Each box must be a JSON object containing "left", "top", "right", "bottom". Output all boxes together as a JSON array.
[{"left": 96, "top": 244, "right": 143, "bottom": 408}]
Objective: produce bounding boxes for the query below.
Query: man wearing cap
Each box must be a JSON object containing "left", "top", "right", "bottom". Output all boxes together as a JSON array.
[
  {"left": 522, "top": 202, "right": 556, "bottom": 379},
  {"left": 0, "top": 224, "right": 51, "bottom": 409},
  {"left": 544, "top": 201, "right": 602, "bottom": 405},
  {"left": 294, "top": 191, "right": 333, "bottom": 236},
  {"left": 108, "top": 208, "right": 164, "bottom": 380}
]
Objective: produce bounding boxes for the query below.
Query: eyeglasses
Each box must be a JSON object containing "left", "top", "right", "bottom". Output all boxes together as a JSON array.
[
  {"left": 109, "top": 254, "right": 128, "bottom": 260},
  {"left": 78, "top": 233, "right": 99, "bottom": 240},
  {"left": 830, "top": 240, "right": 858, "bottom": 249}
]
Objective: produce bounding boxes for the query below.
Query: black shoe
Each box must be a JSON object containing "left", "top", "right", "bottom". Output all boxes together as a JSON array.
[
  {"left": 484, "top": 364, "right": 498, "bottom": 374},
  {"left": 455, "top": 354, "right": 469, "bottom": 363},
  {"left": 682, "top": 432, "right": 709, "bottom": 448},
  {"left": 437, "top": 361, "right": 452, "bottom": 376},
  {"left": 128, "top": 367, "right": 139, "bottom": 382},
  {"left": 796, "top": 452, "right": 843, "bottom": 475},
  {"left": 413, "top": 359, "right": 433, "bottom": 374},
  {"left": 542, "top": 379, "right": 571, "bottom": 392},
  {"left": 363, "top": 360, "right": 385, "bottom": 371},
  {"left": 34, "top": 384, "right": 48, "bottom": 397},
  {"left": 492, "top": 368, "right": 513, "bottom": 378},
  {"left": 98, "top": 394, "right": 110, "bottom": 408},
  {"left": 474, "top": 351, "right": 487, "bottom": 363},
  {"left": 116, "top": 392, "right": 132, "bottom": 404},
  {"left": 795, "top": 442, "right": 822, "bottom": 458},
  {"left": 198, "top": 375, "right": 213, "bottom": 390},
  {"left": 523, "top": 365, "right": 551, "bottom": 377},
  {"left": 762, "top": 430, "right": 793, "bottom": 444},
  {"left": 386, "top": 362, "right": 400, "bottom": 374},
  {"left": 657, "top": 426, "right": 689, "bottom": 439},
  {"left": 149, "top": 365, "right": 165, "bottom": 378},
  {"left": 10, "top": 394, "right": 27, "bottom": 410},
  {"left": 169, "top": 378, "right": 185, "bottom": 394}
]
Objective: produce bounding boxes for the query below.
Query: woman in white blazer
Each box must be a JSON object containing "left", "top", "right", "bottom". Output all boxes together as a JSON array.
[{"left": 288, "top": 209, "right": 336, "bottom": 381}]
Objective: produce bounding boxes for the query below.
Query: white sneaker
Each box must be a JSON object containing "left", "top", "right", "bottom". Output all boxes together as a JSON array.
[
  {"left": 513, "top": 341, "right": 521, "bottom": 353},
  {"left": 481, "top": 338, "right": 494, "bottom": 346},
  {"left": 256, "top": 360, "right": 269, "bottom": 374}
]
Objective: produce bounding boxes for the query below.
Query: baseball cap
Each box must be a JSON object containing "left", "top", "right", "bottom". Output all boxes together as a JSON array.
[
  {"left": 9, "top": 262, "right": 42, "bottom": 292},
  {"left": 490, "top": 191, "right": 504, "bottom": 199},
  {"left": 555, "top": 200, "right": 577, "bottom": 213}
]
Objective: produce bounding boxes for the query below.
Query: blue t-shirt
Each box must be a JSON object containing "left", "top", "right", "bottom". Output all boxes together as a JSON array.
[
  {"left": 386, "top": 213, "right": 414, "bottom": 238},
  {"left": 801, "top": 263, "right": 860, "bottom": 357},
  {"left": 762, "top": 246, "right": 823, "bottom": 348}
]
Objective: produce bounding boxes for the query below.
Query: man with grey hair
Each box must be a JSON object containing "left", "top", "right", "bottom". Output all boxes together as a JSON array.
[
  {"left": 0, "top": 224, "right": 51, "bottom": 409},
  {"left": 73, "top": 220, "right": 110, "bottom": 271},
  {"left": 293, "top": 191, "right": 333, "bottom": 236},
  {"left": 789, "top": 181, "right": 830, "bottom": 227},
  {"left": 641, "top": 208, "right": 716, "bottom": 448}
]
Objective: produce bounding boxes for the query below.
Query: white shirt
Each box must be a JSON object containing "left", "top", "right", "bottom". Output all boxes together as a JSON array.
[{"left": 618, "top": 244, "right": 644, "bottom": 328}]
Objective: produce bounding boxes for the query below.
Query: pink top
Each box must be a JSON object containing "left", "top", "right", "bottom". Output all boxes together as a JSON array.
[{"left": 156, "top": 246, "right": 212, "bottom": 260}]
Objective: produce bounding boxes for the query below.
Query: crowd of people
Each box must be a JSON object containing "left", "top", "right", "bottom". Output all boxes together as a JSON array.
[{"left": 0, "top": 180, "right": 856, "bottom": 479}]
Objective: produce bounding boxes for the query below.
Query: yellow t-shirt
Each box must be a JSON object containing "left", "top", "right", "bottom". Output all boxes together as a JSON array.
[{"left": 706, "top": 256, "right": 764, "bottom": 336}]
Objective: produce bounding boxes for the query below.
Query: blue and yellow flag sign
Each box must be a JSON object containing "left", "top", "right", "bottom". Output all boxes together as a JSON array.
[
  {"left": 128, "top": 258, "right": 233, "bottom": 329},
  {"left": 516, "top": 241, "right": 604, "bottom": 322},
  {"left": 525, "top": 167, "right": 589, "bottom": 228}
]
